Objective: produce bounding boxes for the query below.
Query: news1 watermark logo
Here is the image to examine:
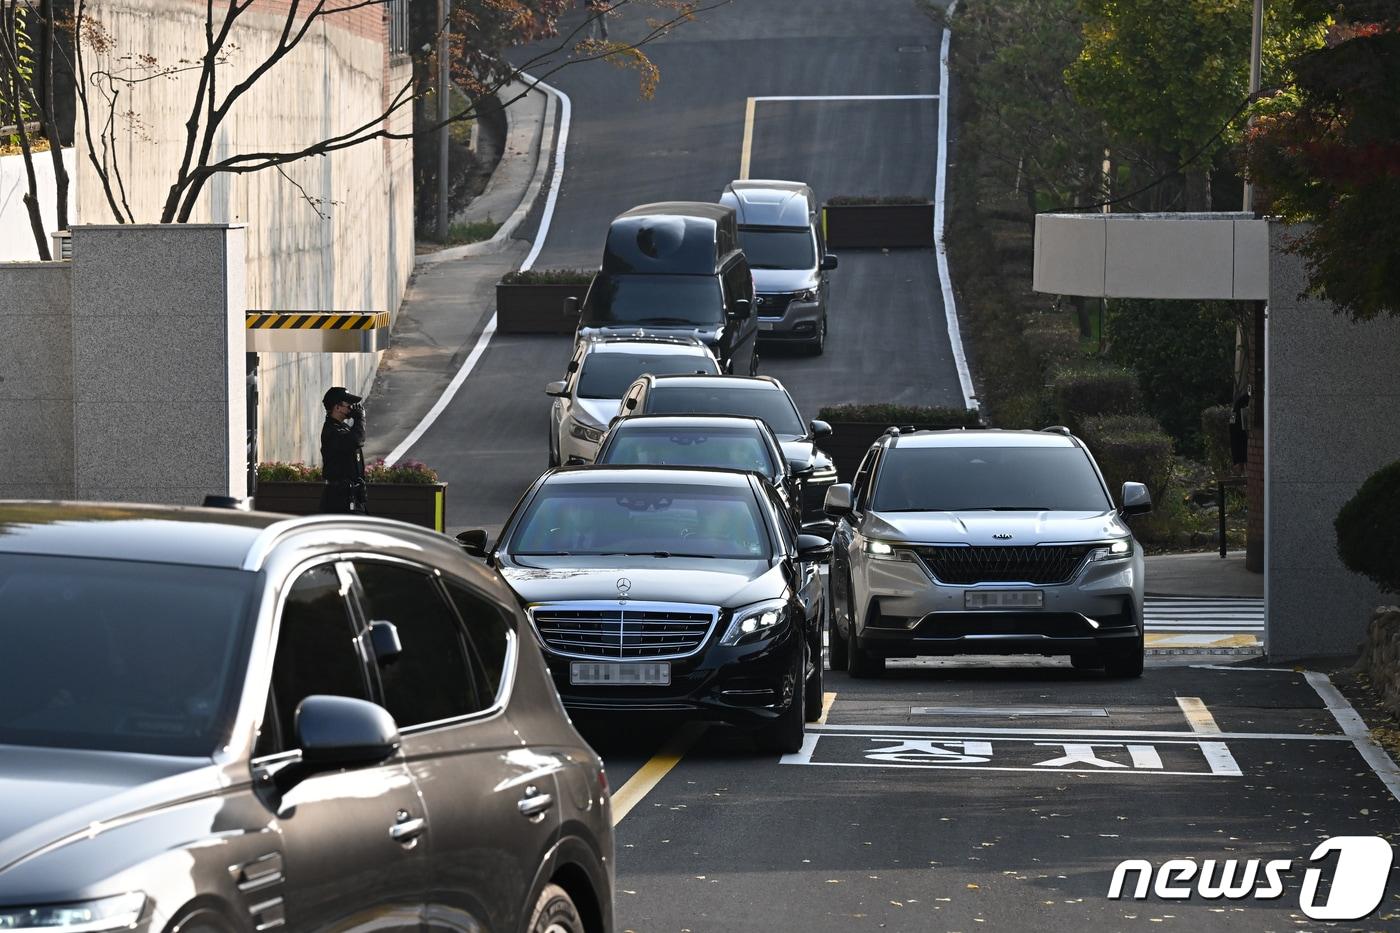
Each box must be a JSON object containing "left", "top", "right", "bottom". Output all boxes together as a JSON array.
[{"left": 1107, "top": 836, "right": 1394, "bottom": 921}]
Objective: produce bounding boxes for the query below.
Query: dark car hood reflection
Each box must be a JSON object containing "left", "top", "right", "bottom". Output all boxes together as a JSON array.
[
  {"left": 780, "top": 440, "right": 831, "bottom": 472},
  {"left": 500, "top": 558, "right": 777, "bottom": 609},
  {"left": 0, "top": 745, "right": 209, "bottom": 869}
]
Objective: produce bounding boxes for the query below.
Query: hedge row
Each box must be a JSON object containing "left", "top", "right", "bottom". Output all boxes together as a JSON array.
[
  {"left": 1078, "top": 414, "right": 1175, "bottom": 506},
  {"left": 816, "top": 404, "right": 982, "bottom": 426},
  {"left": 1049, "top": 363, "right": 1142, "bottom": 433}
]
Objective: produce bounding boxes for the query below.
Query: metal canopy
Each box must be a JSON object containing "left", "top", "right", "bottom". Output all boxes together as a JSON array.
[{"left": 245, "top": 311, "right": 391, "bottom": 352}]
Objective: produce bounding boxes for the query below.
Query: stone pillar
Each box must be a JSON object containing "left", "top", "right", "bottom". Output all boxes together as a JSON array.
[
  {"left": 1245, "top": 299, "right": 1265, "bottom": 573},
  {"left": 0, "top": 262, "right": 74, "bottom": 498},
  {"left": 70, "top": 224, "right": 247, "bottom": 503}
]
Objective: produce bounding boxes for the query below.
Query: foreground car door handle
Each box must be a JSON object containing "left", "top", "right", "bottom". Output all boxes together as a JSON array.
[
  {"left": 518, "top": 785, "right": 555, "bottom": 819},
  {"left": 389, "top": 814, "right": 427, "bottom": 843}
]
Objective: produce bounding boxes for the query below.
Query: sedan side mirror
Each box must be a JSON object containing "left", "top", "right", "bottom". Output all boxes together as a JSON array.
[
  {"left": 274, "top": 695, "right": 401, "bottom": 794},
  {"left": 824, "top": 483, "right": 853, "bottom": 517},
  {"left": 545, "top": 380, "right": 568, "bottom": 397},
  {"left": 729, "top": 298, "right": 751, "bottom": 320},
  {"left": 457, "top": 528, "right": 490, "bottom": 557},
  {"left": 565, "top": 455, "right": 587, "bottom": 466},
  {"left": 797, "top": 533, "right": 833, "bottom": 562},
  {"left": 808, "top": 419, "right": 832, "bottom": 439},
  {"left": 800, "top": 519, "right": 835, "bottom": 541},
  {"left": 1120, "top": 482, "right": 1152, "bottom": 516},
  {"left": 563, "top": 296, "right": 581, "bottom": 317},
  {"left": 821, "top": 253, "right": 839, "bottom": 271}
]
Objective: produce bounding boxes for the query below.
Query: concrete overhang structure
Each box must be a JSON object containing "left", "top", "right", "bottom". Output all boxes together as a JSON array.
[{"left": 1033, "top": 211, "right": 1269, "bottom": 300}]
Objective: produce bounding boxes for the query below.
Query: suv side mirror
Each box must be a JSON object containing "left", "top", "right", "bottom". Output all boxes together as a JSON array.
[
  {"left": 809, "top": 419, "right": 832, "bottom": 439},
  {"left": 1120, "top": 482, "right": 1152, "bottom": 515},
  {"left": 369, "top": 620, "right": 403, "bottom": 665},
  {"left": 729, "top": 298, "right": 751, "bottom": 320},
  {"left": 274, "top": 695, "right": 400, "bottom": 793},
  {"left": 824, "top": 483, "right": 853, "bottom": 517},
  {"left": 821, "top": 253, "right": 839, "bottom": 271},
  {"left": 797, "top": 533, "right": 833, "bottom": 562},
  {"left": 457, "top": 529, "right": 490, "bottom": 557},
  {"left": 563, "top": 296, "right": 580, "bottom": 317},
  {"left": 545, "top": 380, "right": 568, "bottom": 397}
]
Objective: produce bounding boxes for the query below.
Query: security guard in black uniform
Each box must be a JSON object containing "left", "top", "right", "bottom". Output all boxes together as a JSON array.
[{"left": 320, "top": 386, "right": 368, "bottom": 514}]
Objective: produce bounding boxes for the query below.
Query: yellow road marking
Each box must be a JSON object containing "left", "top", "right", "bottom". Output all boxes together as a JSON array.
[
  {"left": 817, "top": 691, "right": 837, "bottom": 725},
  {"left": 610, "top": 723, "right": 704, "bottom": 826},
  {"left": 1146, "top": 633, "right": 1261, "bottom": 648},
  {"left": 1176, "top": 696, "right": 1222, "bottom": 734},
  {"left": 739, "top": 96, "right": 756, "bottom": 180}
]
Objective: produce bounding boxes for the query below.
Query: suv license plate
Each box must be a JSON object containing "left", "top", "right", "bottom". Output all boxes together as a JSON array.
[
  {"left": 965, "top": 590, "right": 1043, "bottom": 609},
  {"left": 570, "top": 661, "right": 671, "bottom": 686}
]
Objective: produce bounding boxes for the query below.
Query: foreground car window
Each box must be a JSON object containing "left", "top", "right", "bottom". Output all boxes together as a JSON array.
[
  {"left": 602, "top": 426, "right": 776, "bottom": 476},
  {"left": 871, "top": 447, "right": 1113, "bottom": 512},
  {"left": 646, "top": 386, "right": 805, "bottom": 438},
  {"left": 512, "top": 483, "right": 770, "bottom": 559},
  {"left": 0, "top": 555, "right": 257, "bottom": 757},
  {"left": 577, "top": 353, "right": 717, "bottom": 399}
]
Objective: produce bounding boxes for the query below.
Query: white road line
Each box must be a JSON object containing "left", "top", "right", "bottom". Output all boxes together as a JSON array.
[
  {"left": 385, "top": 73, "right": 571, "bottom": 466},
  {"left": 752, "top": 94, "right": 940, "bottom": 101},
  {"left": 1190, "top": 664, "right": 1297, "bottom": 673},
  {"left": 1304, "top": 671, "right": 1400, "bottom": 804},
  {"left": 1176, "top": 696, "right": 1222, "bottom": 734},
  {"left": 808, "top": 723, "right": 1352, "bottom": 742},
  {"left": 910, "top": 706, "right": 1109, "bottom": 718},
  {"left": 780, "top": 730, "right": 821, "bottom": 766},
  {"left": 935, "top": 5, "right": 977, "bottom": 412},
  {"left": 788, "top": 761, "right": 1231, "bottom": 778},
  {"left": 1199, "top": 741, "right": 1244, "bottom": 776}
]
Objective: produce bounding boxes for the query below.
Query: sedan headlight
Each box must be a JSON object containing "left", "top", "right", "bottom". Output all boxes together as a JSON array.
[
  {"left": 1087, "top": 539, "right": 1134, "bottom": 561},
  {"left": 568, "top": 420, "right": 604, "bottom": 444},
  {"left": 0, "top": 894, "right": 145, "bottom": 932},
  {"left": 862, "top": 537, "right": 912, "bottom": 561},
  {"left": 719, "top": 598, "right": 789, "bottom": 646}
]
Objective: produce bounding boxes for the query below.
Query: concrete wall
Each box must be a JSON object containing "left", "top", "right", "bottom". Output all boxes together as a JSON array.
[
  {"left": 76, "top": 0, "right": 415, "bottom": 464},
  {"left": 0, "top": 261, "right": 73, "bottom": 498},
  {"left": 0, "top": 149, "right": 77, "bottom": 262},
  {"left": 1266, "top": 223, "right": 1400, "bottom": 659}
]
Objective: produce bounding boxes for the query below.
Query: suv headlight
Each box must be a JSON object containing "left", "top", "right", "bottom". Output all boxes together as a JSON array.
[
  {"left": 1087, "top": 539, "right": 1134, "bottom": 561},
  {"left": 569, "top": 419, "right": 604, "bottom": 443},
  {"left": 862, "top": 537, "right": 912, "bottom": 561},
  {"left": 720, "top": 598, "right": 789, "bottom": 646},
  {"left": 794, "top": 288, "right": 818, "bottom": 302},
  {"left": 0, "top": 894, "right": 146, "bottom": 931}
]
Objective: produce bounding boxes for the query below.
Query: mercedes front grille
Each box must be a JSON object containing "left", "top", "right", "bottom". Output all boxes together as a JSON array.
[{"left": 530, "top": 601, "right": 720, "bottom": 659}]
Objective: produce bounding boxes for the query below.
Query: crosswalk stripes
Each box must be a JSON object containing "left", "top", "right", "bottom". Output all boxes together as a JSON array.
[{"left": 1144, "top": 596, "right": 1265, "bottom": 633}]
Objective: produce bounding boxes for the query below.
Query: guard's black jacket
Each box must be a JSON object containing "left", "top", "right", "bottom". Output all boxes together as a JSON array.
[{"left": 320, "top": 412, "right": 367, "bottom": 513}]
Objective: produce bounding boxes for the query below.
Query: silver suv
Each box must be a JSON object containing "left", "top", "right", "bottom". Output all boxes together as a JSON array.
[{"left": 824, "top": 427, "right": 1152, "bottom": 678}]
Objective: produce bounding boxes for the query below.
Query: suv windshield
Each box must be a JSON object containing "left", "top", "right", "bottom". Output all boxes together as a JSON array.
[
  {"left": 738, "top": 227, "right": 816, "bottom": 269},
  {"left": 582, "top": 274, "right": 723, "bottom": 326},
  {"left": 512, "top": 482, "right": 771, "bottom": 559},
  {"left": 578, "top": 350, "right": 718, "bottom": 399},
  {"left": 0, "top": 555, "right": 258, "bottom": 757},
  {"left": 872, "top": 446, "right": 1113, "bottom": 512},
  {"left": 644, "top": 385, "right": 806, "bottom": 438},
  {"left": 600, "top": 425, "right": 778, "bottom": 478}
]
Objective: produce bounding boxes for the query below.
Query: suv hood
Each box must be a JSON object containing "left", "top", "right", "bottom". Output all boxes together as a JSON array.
[
  {"left": 577, "top": 324, "right": 723, "bottom": 347},
  {"left": 571, "top": 396, "right": 621, "bottom": 428},
  {"left": 752, "top": 268, "right": 817, "bottom": 293},
  {"left": 500, "top": 558, "right": 777, "bottom": 609},
  {"left": 867, "top": 509, "right": 1130, "bottom": 546}
]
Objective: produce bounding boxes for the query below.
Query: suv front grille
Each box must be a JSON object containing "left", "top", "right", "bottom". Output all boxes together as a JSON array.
[
  {"left": 531, "top": 602, "right": 718, "bottom": 659},
  {"left": 911, "top": 545, "right": 1096, "bottom": 585},
  {"left": 756, "top": 293, "right": 794, "bottom": 319}
]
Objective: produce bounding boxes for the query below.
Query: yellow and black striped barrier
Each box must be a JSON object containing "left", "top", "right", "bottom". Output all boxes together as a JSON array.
[{"left": 245, "top": 310, "right": 391, "bottom": 352}]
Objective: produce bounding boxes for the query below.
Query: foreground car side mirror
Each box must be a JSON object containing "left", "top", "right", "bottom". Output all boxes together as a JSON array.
[
  {"left": 369, "top": 620, "right": 402, "bottom": 665},
  {"left": 797, "top": 534, "right": 833, "bottom": 562},
  {"left": 821, "top": 253, "right": 839, "bottom": 271},
  {"left": 565, "top": 455, "right": 588, "bottom": 466},
  {"left": 801, "top": 519, "right": 835, "bottom": 541},
  {"left": 545, "top": 380, "right": 568, "bottom": 397},
  {"left": 808, "top": 419, "right": 832, "bottom": 439},
  {"left": 1120, "top": 482, "right": 1152, "bottom": 516},
  {"left": 274, "top": 696, "right": 401, "bottom": 794},
  {"left": 457, "top": 528, "right": 490, "bottom": 557},
  {"left": 824, "top": 483, "right": 853, "bottom": 517},
  {"left": 728, "top": 298, "right": 751, "bottom": 320}
]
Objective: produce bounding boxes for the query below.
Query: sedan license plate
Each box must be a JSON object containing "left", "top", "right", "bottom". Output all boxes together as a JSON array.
[
  {"left": 965, "top": 590, "right": 1043, "bottom": 609},
  {"left": 570, "top": 661, "right": 671, "bottom": 686}
]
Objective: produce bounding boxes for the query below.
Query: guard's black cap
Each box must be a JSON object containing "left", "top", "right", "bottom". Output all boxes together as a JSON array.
[{"left": 322, "top": 386, "right": 362, "bottom": 410}]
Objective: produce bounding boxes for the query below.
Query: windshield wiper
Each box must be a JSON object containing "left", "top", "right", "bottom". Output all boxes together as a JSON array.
[
  {"left": 597, "top": 551, "right": 723, "bottom": 559},
  {"left": 631, "top": 317, "right": 701, "bottom": 326}
]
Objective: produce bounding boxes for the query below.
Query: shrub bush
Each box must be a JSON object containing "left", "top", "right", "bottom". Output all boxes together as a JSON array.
[
  {"left": 257, "top": 461, "right": 321, "bottom": 482},
  {"left": 1021, "top": 314, "right": 1083, "bottom": 377},
  {"left": 1079, "top": 414, "right": 1174, "bottom": 505},
  {"left": 1200, "top": 404, "right": 1234, "bottom": 478},
  {"left": 825, "top": 195, "right": 932, "bottom": 206},
  {"left": 500, "top": 268, "right": 594, "bottom": 285},
  {"left": 1049, "top": 363, "right": 1142, "bottom": 432},
  {"left": 1335, "top": 460, "right": 1400, "bottom": 593},
  {"left": 816, "top": 404, "right": 982, "bottom": 426},
  {"left": 987, "top": 390, "right": 1054, "bottom": 430},
  {"left": 257, "top": 459, "right": 440, "bottom": 484}
]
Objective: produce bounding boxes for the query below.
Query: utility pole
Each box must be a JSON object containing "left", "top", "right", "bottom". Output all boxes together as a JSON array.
[{"left": 435, "top": 0, "right": 451, "bottom": 241}]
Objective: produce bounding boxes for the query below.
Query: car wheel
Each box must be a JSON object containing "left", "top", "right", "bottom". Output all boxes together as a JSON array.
[
  {"left": 528, "top": 883, "right": 585, "bottom": 933},
  {"left": 749, "top": 351, "right": 760, "bottom": 375},
  {"left": 806, "top": 316, "right": 826, "bottom": 356},
  {"left": 548, "top": 426, "right": 560, "bottom": 468},
  {"left": 846, "top": 597, "right": 885, "bottom": 679},
  {"left": 762, "top": 651, "right": 806, "bottom": 753},
  {"left": 804, "top": 636, "right": 824, "bottom": 722},
  {"left": 827, "top": 586, "right": 849, "bottom": 671},
  {"left": 1103, "top": 632, "right": 1145, "bottom": 678}
]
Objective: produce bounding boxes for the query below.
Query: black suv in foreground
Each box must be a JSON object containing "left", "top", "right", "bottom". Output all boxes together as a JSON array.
[
  {"left": 0, "top": 503, "right": 612, "bottom": 933},
  {"left": 461, "top": 467, "right": 830, "bottom": 752}
]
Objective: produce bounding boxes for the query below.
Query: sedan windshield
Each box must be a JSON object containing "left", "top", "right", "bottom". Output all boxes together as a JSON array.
[
  {"left": 643, "top": 385, "right": 806, "bottom": 438},
  {"left": 512, "top": 482, "right": 771, "bottom": 559},
  {"left": 581, "top": 274, "right": 724, "bottom": 326},
  {"left": 871, "top": 446, "right": 1113, "bottom": 512},
  {"left": 738, "top": 227, "right": 816, "bottom": 270},
  {"left": 599, "top": 425, "right": 779, "bottom": 479},
  {"left": 578, "top": 351, "right": 719, "bottom": 399},
  {"left": 0, "top": 555, "right": 258, "bottom": 757}
]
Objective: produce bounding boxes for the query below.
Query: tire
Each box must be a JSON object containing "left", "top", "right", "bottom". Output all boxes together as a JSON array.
[
  {"left": 548, "top": 427, "right": 560, "bottom": 468},
  {"left": 1103, "top": 632, "right": 1145, "bottom": 678},
  {"left": 827, "top": 588, "right": 849, "bottom": 671},
  {"left": 806, "top": 316, "right": 827, "bottom": 356},
  {"left": 749, "top": 350, "right": 760, "bottom": 375},
  {"left": 762, "top": 650, "right": 807, "bottom": 753},
  {"left": 804, "top": 635, "right": 824, "bottom": 722},
  {"left": 528, "top": 883, "right": 585, "bottom": 933},
  {"left": 846, "top": 598, "right": 885, "bottom": 678}
]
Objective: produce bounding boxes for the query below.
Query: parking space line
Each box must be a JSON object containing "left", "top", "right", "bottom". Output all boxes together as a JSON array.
[
  {"left": 817, "top": 691, "right": 837, "bottom": 725},
  {"left": 609, "top": 723, "right": 705, "bottom": 826},
  {"left": 1304, "top": 671, "right": 1400, "bottom": 803},
  {"left": 739, "top": 97, "right": 756, "bottom": 179},
  {"left": 1199, "top": 741, "right": 1244, "bottom": 776},
  {"left": 1176, "top": 696, "right": 1222, "bottom": 734}
]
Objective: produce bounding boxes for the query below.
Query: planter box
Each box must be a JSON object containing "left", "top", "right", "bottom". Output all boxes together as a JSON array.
[
  {"left": 496, "top": 282, "right": 590, "bottom": 335},
  {"left": 822, "top": 422, "right": 975, "bottom": 483},
  {"left": 822, "top": 203, "right": 935, "bottom": 249},
  {"left": 253, "top": 481, "right": 448, "bottom": 532}
]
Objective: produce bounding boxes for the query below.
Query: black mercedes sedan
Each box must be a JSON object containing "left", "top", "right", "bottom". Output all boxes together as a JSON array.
[
  {"left": 459, "top": 468, "right": 831, "bottom": 752},
  {"left": 0, "top": 502, "right": 612, "bottom": 933}
]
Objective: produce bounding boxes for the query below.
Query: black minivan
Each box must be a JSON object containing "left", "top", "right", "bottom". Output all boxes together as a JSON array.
[{"left": 572, "top": 202, "right": 760, "bottom": 376}]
